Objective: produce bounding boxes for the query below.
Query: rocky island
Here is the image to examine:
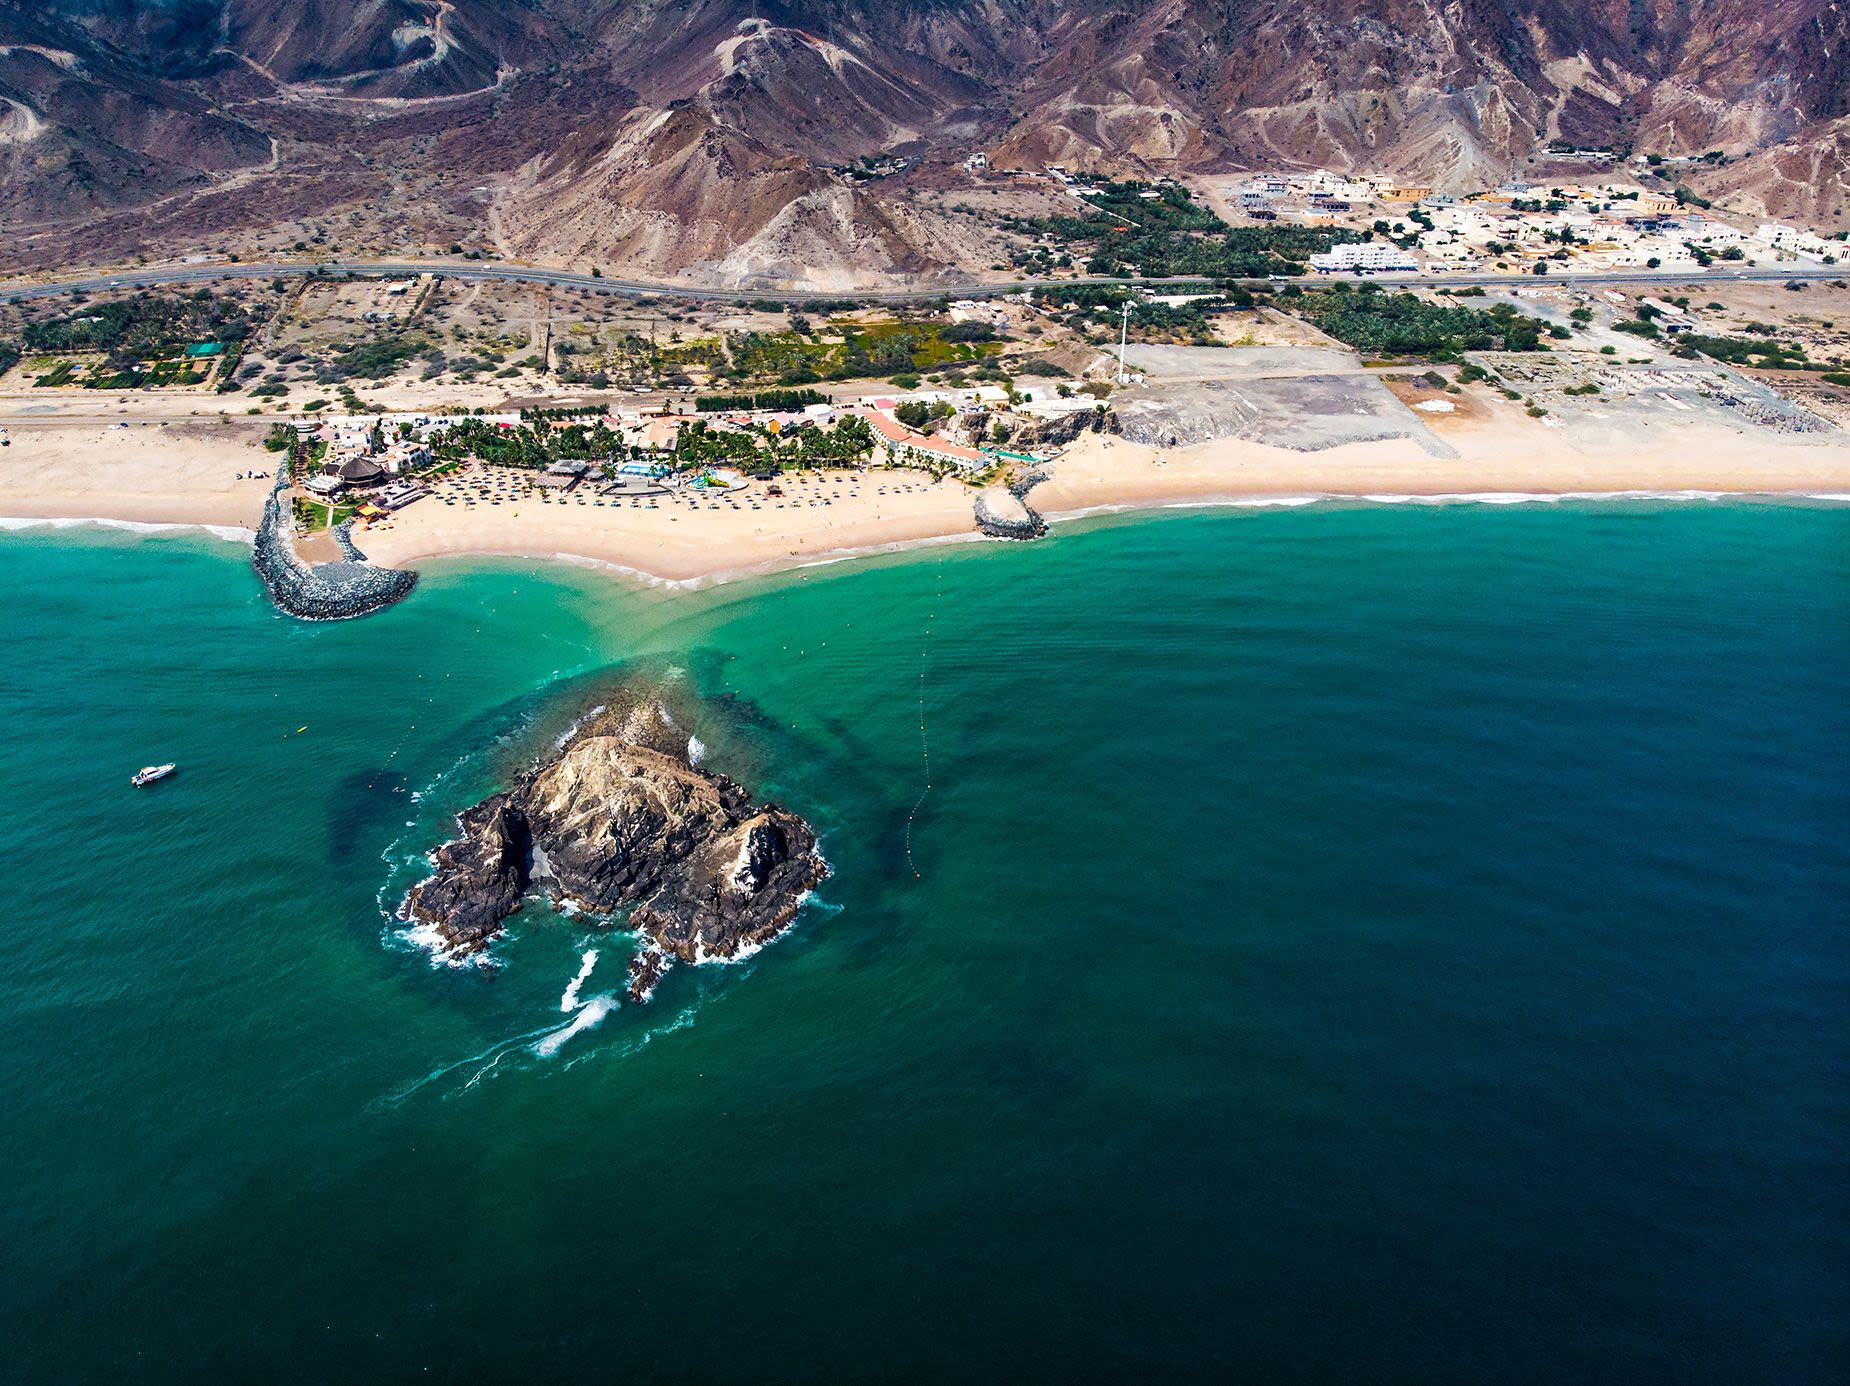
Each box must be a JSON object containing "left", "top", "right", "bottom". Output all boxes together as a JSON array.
[{"left": 402, "top": 704, "right": 826, "bottom": 1001}]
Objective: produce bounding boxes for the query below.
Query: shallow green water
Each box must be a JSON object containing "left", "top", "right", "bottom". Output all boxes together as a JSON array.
[{"left": 1, "top": 503, "right": 1846, "bottom": 1382}]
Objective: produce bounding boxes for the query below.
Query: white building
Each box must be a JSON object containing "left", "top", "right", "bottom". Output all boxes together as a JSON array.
[
  {"left": 1639, "top": 298, "right": 1697, "bottom": 334},
  {"left": 1308, "top": 243, "right": 1419, "bottom": 274},
  {"left": 380, "top": 440, "right": 430, "bottom": 474},
  {"left": 1614, "top": 242, "right": 1702, "bottom": 269},
  {"left": 1755, "top": 222, "right": 1835, "bottom": 260}
]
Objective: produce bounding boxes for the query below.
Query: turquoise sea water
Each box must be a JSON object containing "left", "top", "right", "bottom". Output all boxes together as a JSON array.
[{"left": 0, "top": 503, "right": 1846, "bottom": 1382}]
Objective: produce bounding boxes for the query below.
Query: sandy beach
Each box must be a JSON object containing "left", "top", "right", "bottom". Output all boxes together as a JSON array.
[
  {"left": 353, "top": 463, "right": 980, "bottom": 583},
  {"left": 4, "top": 405, "right": 1849, "bottom": 584},
  {"left": 1033, "top": 425, "right": 1850, "bottom": 515},
  {"left": 0, "top": 417, "right": 274, "bottom": 529}
]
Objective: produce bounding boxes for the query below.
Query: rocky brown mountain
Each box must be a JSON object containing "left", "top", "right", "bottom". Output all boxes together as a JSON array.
[{"left": 4, "top": 2, "right": 1845, "bottom": 278}]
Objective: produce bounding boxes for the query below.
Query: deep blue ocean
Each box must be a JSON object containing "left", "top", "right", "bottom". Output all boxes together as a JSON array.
[{"left": 0, "top": 501, "right": 1845, "bottom": 1382}]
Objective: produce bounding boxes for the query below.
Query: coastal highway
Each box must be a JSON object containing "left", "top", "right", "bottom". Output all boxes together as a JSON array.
[{"left": 1, "top": 258, "right": 1844, "bottom": 307}]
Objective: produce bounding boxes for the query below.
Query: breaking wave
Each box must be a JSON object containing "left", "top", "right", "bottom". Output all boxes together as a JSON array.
[
  {"left": 560, "top": 949, "right": 599, "bottom": 1012},
  {"left": 0, "top": 515, "right": 254, "bottom": 542},
  {"left": 394, "top": 916, "right": 498, "bottom": 970},
  {"left": 554, "top": 704, "right": 607, "bottom": 750},
  {"left": 532, "top": 994, "right": 615, "bottom": 1057}
]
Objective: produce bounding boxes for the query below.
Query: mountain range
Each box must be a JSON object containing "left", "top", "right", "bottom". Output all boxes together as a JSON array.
[{"left": 4, "top": 1, "right": 1847, "bottom": 285}]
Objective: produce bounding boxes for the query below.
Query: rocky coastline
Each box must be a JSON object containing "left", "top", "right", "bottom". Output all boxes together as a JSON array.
[
  {"left": 251, "top": 474, "right": 417, "bottom": 620},
  {"left": 401, "top": 702, "right": 827, "bottom": 1001}
]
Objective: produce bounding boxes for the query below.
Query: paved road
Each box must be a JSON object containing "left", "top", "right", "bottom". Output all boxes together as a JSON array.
[
  {"left": 0, "top": 261, "right": 1129, "bottom": 306},
  {"left": 1368, "top": 267, "right": 1844, "bottom": 292},
  {"left": 1, "top": 258, "right": 1844, "bottom": 307}
]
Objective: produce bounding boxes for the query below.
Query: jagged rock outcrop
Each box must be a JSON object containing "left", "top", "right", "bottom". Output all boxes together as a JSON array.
[
  {"left": 402, "top": 710, "right": 826, "bottom": 1000},
  {"left": 1011, "top": 407, "right": 1117, "bottom": 450},
  {"left": 403, "top": 797, "right": 532, "bottom": 953}
]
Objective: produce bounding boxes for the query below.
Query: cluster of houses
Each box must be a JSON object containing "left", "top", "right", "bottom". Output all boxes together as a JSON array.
[
  {"left": 1224, "top": 171, "right": 1846, "bottom": 277},
  {"left": 980, "top": 155, "right": 1843, "bottom": 281},
  {"left": 1752, "top": 221, "right": 1844, "bottom": 261},
  {"left": 1231, "top": 170, "right": 1441, "bottom": 221},
  {"left": 1409, "top": 191, "right": 1843, "bottom": 273}
]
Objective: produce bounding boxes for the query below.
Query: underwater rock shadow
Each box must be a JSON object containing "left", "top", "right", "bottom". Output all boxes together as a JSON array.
[{"left": 326, "top": 768, "right": 412, "bottom": 867}]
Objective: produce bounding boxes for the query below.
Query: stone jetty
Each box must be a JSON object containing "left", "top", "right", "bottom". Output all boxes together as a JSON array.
[
  {"left": 250, "top": 474, "right": 416, "bottom": 620},
  {"left": 973, "top": 485, "right": 1046, "bottom": 539}
]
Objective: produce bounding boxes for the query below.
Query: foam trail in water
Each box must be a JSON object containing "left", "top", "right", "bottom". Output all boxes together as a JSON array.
[
  {"left": 369, "top": 1015, "right": 570, "bottom": 1108},
  {"left": 560, "top": 949, "right": 599, "bottom": 1012},
  {"left": 687, "top": 735, "right": 707, "bottom": 765},
  {"left": 558, "top": 1001, "right": 699, "bottom": 1074},
  {"left": 533, "top": 994, "right": 615, "bottom": 1057}
]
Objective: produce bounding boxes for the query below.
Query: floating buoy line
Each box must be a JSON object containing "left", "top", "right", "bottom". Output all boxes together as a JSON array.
[{"left": 904, "top": 557, "right": 942, "bottom": 881}]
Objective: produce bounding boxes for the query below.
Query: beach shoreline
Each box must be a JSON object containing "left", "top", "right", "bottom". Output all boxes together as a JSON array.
[{"left": 4, "top": 418, "right": 1849, "bottom": 587}]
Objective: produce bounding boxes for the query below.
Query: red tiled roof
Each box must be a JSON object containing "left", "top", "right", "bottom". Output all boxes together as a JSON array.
[
  {"left": 915, "top": 437, "right": 987, "bottom": 464},
  {"left": 856, "top": 408, "right": 986, "bottom": 465},
  {"left": 861, "top": 408, "right": 911, "bottom": 443}
]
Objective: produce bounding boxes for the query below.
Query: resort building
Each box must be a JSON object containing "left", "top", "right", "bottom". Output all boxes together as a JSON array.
[
  {"left": 622, "top": 418, "right": 683, "bottom": 453},
  {"left": 380, "top": 441, "right": 430, "bottom": 474},
  {"left": 859, "top": 409, "right": 988, "bottom": 472}
]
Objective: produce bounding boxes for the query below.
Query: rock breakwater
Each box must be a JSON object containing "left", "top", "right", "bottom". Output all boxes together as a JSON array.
[
  {"left": 974, "top": 485, "right": 1046, "bottom": 540},
  {"left": 251, "top": 475, "right": 416, "bottom": 620}
]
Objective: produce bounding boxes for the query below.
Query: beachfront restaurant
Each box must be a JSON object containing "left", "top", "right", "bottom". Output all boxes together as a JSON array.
[
  {"left": 532, "top": 459, "right": 590, "bottom": 492},
  {"left": 303, "top": 454, "right": 387, "bottom": 498}
]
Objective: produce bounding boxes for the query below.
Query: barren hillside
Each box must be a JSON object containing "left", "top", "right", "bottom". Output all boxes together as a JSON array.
[{"left": 3, "top": 1, "right": 1846, "bottom": 281}]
